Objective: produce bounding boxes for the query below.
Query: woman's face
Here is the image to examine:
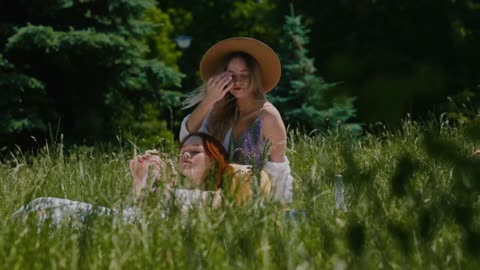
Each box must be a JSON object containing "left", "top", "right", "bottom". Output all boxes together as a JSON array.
[
  {"left": 179, "top": 136, "right": 212, "bottom": 186},
  {"left": 226, "top": 57, "right": 253, "bottom": 99}
]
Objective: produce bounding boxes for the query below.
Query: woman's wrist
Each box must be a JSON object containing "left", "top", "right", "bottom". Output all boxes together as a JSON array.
[
  {"left": 199, "top": 98, "right": 216, "bottom": 110},
  {"left": 187, "top": 100, "right": 215, "bottom": 132}
]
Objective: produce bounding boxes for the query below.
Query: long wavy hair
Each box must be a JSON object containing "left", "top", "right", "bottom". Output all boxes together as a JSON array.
[
  {"left": 182, "top": 52, "right": 266, "bottom": 142},
  {"left": 181, "top": 132, "right": 229, "bottom": 190}
]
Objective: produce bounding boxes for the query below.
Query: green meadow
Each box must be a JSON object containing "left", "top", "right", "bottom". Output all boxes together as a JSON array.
[{"left": 1, "top": 119, "right": 479, "bottom": 269}]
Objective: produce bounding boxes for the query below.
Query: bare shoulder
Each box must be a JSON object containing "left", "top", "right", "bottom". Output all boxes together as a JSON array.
[
  {"left": 261, "top": 102, "right": 283, "bottom": 122},
  {"left": 261, "top": 102, "right": 286, "bottom": 134}
]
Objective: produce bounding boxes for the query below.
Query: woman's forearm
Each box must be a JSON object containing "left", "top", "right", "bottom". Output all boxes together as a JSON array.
[
  {"left": 186, "top": 100, "right": 215, "bottom": 133},
  {"left": 128, "top": 178, "right": 147, "bottom": 202}
]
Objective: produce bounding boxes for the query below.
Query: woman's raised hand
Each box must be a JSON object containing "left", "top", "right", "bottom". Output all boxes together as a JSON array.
[
  {"left": 145, "top": 154, "right": 167, "bottom": 180},
  {"left": 204, "top": 71, "right": 233, "bottom": 104},
  {"left": 130, "top": 155, "right": 149, "bottom": 193},
  {"left": 130, "top": 154, "right": 166, "bottom": 193}
]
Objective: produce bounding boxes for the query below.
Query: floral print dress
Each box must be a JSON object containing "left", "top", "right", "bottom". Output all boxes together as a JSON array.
[{"left": 229, "top": 113, "right": 268, "bottom": 170}]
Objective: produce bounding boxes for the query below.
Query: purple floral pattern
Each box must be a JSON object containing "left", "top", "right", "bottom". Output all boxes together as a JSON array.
[{"left": 230, "top": 114, "right": 269, "bottom": 169}]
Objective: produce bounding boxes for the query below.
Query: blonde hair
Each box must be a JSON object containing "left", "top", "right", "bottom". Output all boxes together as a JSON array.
[{"left": 183, "top": 52, "right": 266, "bottom": 142}]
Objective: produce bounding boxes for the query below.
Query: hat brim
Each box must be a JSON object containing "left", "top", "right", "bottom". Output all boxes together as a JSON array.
[{"left": 199, "top": 37, "right": 281, "bottom": 93}]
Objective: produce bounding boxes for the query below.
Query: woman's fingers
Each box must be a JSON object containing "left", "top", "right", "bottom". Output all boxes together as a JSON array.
[
  {"left": 209, "top": 72, "right": 230, "bottom": 86},
  {"left": 205, "top": 72, "right": 232, "bottom": 102},
  {"left": 132, "top": 154, "right": 167, "bottom": 180},
  {"left": 132, "top": 154, "right": 168, "bottom": 177},
  {"left": 152, "top": 162, "right": 166, "bottom": 173},
  {"left": 130, "top": 159, "right": 146, "bottom": 180},
  {"left": 146, "top": 154, "right": 161, "bottom": 161},
  {"left": 148, "top": 159, "right": 166, "bottom": 176},
  {"left": 149, "top": 163, "right": 162, "bottom": 179},
  {"left": 136, "top": 154, "right": 154, "bottom": 163},
  {"left": 143, "top": 155, "right": 164, "bottom": 166},
  {"left": 135, "top": 154, "right": 162, "bottom": 165},
  {"left": 214, "top": 72, "right": 232, "bottom": 87},
  {"left": 147, "top": 157, "right": 162, "bottom": 168},
  {"left": 150, "top": 162, "right": 161, "bottom": 171},
  {"left": 215, "top": 75, "right": 232, "bottom": 94},
  {"left": 223, "top": 82, "right": 233, "bottom": 92},
  {"left": 218, "top": 72, "right": 232, "bottom": 87}
]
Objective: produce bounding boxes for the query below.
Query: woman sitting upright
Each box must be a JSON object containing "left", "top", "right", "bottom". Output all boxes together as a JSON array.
[{"left": 180, "top": 37, "right": 293, "bottom": 204}]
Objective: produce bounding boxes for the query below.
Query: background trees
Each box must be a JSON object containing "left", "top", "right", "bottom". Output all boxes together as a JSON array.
[
  {"left": 276, "top": 0, "right": 480, "bottom": 125},
  {"left": 1, "top": 0, "right": 479, "bottom": 148},
  {"left": 0, "top": 0, "right": 183, "bottom": 147},
  {"left": 161, "top": 0, "right": 480, "bottom": 129},
  {"left": 271, "top": 9, "right": 360, "bottom": 133}
]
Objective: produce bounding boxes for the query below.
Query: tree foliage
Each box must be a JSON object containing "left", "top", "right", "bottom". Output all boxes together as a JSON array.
[
  {"left": 159, "top": 0, "right": 480, "bottom": 129},
  {"left": 157, "top": 0, "right": 280, "bottom": 90},
  {"left": 1, "top": 0, "right": 479, "bottom": 147},
  {"left": 0, "top": 54, "right": 49, "bottom": 136},
  {"left": 271, "top": 10, "right": 361, "bottom": 133},
  {"left": 276, "top": 0, "right": 480, "bottom": 126},
  {"left": 0, "top": 0, "right": 183, "bottom": 147},
  {"left": 142, "top": 6, "right": 181, "bottom": 68}
]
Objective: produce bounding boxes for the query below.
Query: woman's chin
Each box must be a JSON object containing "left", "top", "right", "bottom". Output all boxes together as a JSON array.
[
  {"left": 229, "top": 89, "right": 244, "bottom": 97},
  {"left": 181, "top": 168, "right": 192, "bottom": 178}
]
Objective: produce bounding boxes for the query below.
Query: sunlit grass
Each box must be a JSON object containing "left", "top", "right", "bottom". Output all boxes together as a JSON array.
[{"left": 1, "top": 118, "right": 479, "bottom": 269}]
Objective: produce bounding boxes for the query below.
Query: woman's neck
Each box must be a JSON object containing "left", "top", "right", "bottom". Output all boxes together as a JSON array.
[
  {"left": 178, "top": 175, "right": 206, "bottom": 190},
  {"left": 236, "top": 97, "right": 265, "bottom": 117},
  {"left": 188, "top": 181, "right": 206, "bottom": 190}
]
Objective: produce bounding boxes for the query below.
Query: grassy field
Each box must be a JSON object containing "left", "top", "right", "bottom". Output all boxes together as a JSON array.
[{"left": 1, "top": 119, "right": 479, "bottom": 269}]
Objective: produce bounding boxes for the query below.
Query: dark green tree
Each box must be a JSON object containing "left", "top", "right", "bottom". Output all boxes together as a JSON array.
[
  {"left": 0, "top": 54, "right": 51, "bottom": 144},
  {"left": 0, "top": 0, "right": 184, "bottom": 147},
  {"left": 271, "top": 8, "right": 361, "bottom": 133},
  {"left": 276, "top": 0, "right": 480, "bottom": 126}
]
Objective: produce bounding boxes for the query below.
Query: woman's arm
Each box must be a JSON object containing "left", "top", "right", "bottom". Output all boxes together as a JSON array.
[
  {"left": 185, "top": 99, "right": 215, "bottom": 134},
  {"left": 261, "top": 104, "right": 293, "bottom": 204},
  {"left": 184, "top": 72, "right": 233, "bottom": 135},
  {"left": 262, "top": 104, "right": 287, "bottom": 163}
]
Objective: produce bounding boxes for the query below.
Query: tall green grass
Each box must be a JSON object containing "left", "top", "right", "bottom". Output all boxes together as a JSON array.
[{"left": 1, "top": 118, "right": 479, "bottom": 269}]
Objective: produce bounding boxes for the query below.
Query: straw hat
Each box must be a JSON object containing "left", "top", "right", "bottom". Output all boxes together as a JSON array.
[{"left": 199, "top": 37, "right": 281, "bottom": 93}]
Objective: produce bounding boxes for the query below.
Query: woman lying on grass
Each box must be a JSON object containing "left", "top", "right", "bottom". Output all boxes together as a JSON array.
[{"left": 13, "top": 132, "right": 272, "bottom": 225}]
